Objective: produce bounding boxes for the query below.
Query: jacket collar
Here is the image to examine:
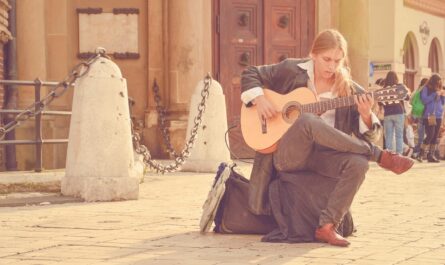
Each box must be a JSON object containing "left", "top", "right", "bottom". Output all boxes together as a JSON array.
[{"left": 297, "top": 59, "right": 315, "bottom": 92}]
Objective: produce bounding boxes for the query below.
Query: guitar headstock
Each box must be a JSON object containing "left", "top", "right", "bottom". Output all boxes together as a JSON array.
[{"left": 373, "top": 85, "right": 408, "bottom": 104}]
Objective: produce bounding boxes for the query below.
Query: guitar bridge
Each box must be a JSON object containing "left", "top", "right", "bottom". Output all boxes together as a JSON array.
[{"left": 261, "top": 118, "right": 267, "bottom": 134}]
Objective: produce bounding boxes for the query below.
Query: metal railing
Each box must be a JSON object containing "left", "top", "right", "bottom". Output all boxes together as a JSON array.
[{"left": 0, "top": 79, "right": 72, "bottom": 172}]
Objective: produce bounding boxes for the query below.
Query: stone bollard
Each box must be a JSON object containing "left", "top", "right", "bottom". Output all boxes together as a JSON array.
[
  {"left": 181, "top": 78, "right": 231, "bottom": 172},
  {"left": 61, "top": 55, "right": 141, "bottom": 201}
]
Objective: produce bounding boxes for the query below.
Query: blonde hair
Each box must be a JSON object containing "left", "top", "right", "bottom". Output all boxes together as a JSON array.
[{"left": 310, "top": 29, "right": 352, "bottom": 97}]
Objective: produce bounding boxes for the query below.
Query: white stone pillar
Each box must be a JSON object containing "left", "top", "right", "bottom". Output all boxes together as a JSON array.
[
  {"left": 61, "top": 56, "right": 140, "bottom": 201},
  {"left": 181, "top": 79, "right": 231, "bottom": 173}
]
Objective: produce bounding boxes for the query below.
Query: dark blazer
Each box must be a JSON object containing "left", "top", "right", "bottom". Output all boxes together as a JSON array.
[{"left": 241, "top": 58, "right": 382, "bottom": 215}]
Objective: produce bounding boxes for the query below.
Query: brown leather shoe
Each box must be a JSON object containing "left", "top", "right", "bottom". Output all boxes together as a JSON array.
[
  {"left": 315, "top": 223, "right": 350, "bottom": 247},
  {"left": 378, "top": 150, "right": 415, "bottom": 175}
]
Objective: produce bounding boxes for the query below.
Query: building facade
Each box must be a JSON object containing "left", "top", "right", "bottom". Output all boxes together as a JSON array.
[
  {"left": 369, "top": 0, "right": 445, "bottom": 91},
  {"left": 2, "top": 0, "right": 445, "bottom": 170}
]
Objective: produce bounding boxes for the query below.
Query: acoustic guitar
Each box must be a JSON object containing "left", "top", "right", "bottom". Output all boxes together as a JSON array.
[{"left": 241, "top": 86, "right": 408, "bottom": 154}]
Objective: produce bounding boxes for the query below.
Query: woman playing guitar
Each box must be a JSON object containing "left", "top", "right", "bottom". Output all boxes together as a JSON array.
[{"left": 240, "top": 29, "right": 414, "bottom": 247}]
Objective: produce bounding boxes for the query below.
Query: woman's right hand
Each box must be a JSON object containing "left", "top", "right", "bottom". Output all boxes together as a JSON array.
[{"left": 252, "top": 95, "right": 278, "bottom": 121}]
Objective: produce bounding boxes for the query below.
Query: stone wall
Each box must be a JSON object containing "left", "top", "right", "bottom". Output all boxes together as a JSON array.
[{"left": 0, "top": 0, "right": 12, "bottom": 171}]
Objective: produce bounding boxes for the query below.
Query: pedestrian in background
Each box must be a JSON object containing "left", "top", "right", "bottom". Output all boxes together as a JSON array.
[
  {"left": 411, "top": 77, "right": 428, "bottom": 160},
  {"left": 403, "top": 115, "right": 415, "bottom": 157},
  {"left": 380, "top": 71, "right": 409, "bottom": 154},
  {"left": 437, "top": 111, "right": 445, "bottom": 159},
  {"left": 374, "top": 78, "right": 385, "bottom": 148},
  {"left": 419, "top": 74, "right": 445, "bottom": 162}
]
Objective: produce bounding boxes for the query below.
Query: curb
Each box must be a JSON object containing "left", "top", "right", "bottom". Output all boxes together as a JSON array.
[{"left": 0, "top": 170, "right": 63, "bottom": 194}]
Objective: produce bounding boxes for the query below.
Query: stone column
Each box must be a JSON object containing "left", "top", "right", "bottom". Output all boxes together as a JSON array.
[
  {"left": 15, "top": 0, "right": 47, "bottom": 170},
  {"left": 339, "top": 0, "right": 370, "bottom": 87},
  {"left": 16, "top": 0, "right": 47, "bottom": 105},
  {"left": 0, "top": 0, "right": 12, "bottom": 171},
  {"left": 145, "top": 0, "right": 165, "bottom": 158},
  {"left": 317, "top": 0, "right": 338, "bottom": 31},
  {"left": 164, "top": 0, "right": 212, "bottom": 153},
  {"left": 417, "top": 66, "right": 432, "bottom": 86},
  {"left": 167, "top": 0, "right": 211, "bottom": 108}
]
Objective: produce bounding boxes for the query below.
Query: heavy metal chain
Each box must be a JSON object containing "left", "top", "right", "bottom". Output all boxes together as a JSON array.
[
  {"left": 153, "top": 79, "right": 179, "bottom": 158},
  {"left": 132, "top": 74, "right": 212, "bottom": 173},
  {"left": 0, "top": 50, "right": 107, "bottom": 140}
]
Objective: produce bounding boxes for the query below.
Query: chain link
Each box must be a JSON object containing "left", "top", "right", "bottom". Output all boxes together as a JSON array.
[
  {"left": 152, "top": 79, "right": 179, "bottom": 158},
  {"left": 0, "top": 53, "right": 105, "bottom": 140},
  {"left": 132, "top": 74, "right": 212, "bottom": 173}
]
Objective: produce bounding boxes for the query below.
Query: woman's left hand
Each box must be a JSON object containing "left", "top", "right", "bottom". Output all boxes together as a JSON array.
[
  {"left": 355, "top": 93, "right": 374, "bottom": 129},
  {"left": 355, "top": 93, "right": 374, "bottom": 118}
]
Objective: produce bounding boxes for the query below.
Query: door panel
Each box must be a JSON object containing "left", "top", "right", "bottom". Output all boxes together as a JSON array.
[
  {"left": 265, "top": 0, "right": 301, "bottom": 62},
  {"left": 219, "top": 0, "right": 263, "bottom": 158},
  {"left": 216, "top": 0, "right": 315, "bottom": 158}
]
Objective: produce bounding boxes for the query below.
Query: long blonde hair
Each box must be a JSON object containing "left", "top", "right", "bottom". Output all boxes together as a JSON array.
[{"left": 310, "top": 29, "right": 352, "bottom": 97}]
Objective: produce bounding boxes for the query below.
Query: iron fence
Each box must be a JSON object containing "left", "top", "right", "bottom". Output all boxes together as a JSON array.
[{"left": 0, "top": 79, "right": 72, "bottom": 172}]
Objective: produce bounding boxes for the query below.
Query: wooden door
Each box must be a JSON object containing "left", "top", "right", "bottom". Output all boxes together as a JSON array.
[
  {"left": 214, "top": 0, "right": 315, "bottom": 158},
  {"left": 216, "top": 0, "right": 263, "bottom": 158},
  {"left": 265, "top": 0, "right": 315, "bottom": 62}
]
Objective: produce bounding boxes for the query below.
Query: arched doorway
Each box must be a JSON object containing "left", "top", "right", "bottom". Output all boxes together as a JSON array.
[
  {"left": 403, "top": 33, "right": 418, "bottom": 91},
  {"left": 428, "top": 38, "right": 442, "bottom": 74}
]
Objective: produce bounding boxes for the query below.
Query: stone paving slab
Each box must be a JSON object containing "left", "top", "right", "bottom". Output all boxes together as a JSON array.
[
  {"left": 0, "top": 161, "right": 444, "bottom": 265},
  {"left": 0, "top": 193, "right": 83, "bottom": 207}
]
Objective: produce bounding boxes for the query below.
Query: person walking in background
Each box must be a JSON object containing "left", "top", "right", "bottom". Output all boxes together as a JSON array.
[
  {"left": 419, "top": 74, "right": 445, "bottom": 162},
  {"left": 380, "top": 71, "right": 409, "bottom": 154},
  {"left": 411, "top": 78, "right": 428, "bottom": 160},
  {"left": 403, "top": 115, "right": 415, "bottom": 157},
  {"left": 373, "top": 78, "right": 386, "bottom": 148},
  {"left": 437, "top": 111, "right": 445, "bottom": 159}
]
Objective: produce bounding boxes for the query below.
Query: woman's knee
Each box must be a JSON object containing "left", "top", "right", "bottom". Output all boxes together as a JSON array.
[
  {"left": 350, "top": 156, "right": 369, "bottom": 175},
  {"left": 293, "top": 113, "right": 317, "bottom": 129},
  {"left": 273, "top": 158, "right": 303, "bottom": 173},
  {"left": 342, "top": 155, "right": 369, "bottom": 179}
]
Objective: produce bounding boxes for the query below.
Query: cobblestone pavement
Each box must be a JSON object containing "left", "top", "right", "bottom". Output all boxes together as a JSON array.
[{"left": 0, "top": 161, "right": 444, "bottom": 265}]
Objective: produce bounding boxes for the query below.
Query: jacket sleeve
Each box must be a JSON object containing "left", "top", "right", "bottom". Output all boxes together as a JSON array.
[
  {"left": 241, "top": 63, "right": 279, "bottom": 93},
  {"left": 351, "top": 82, "right": 382, "bottom": 144},
  {"left": 240, "top": 59, "right": 301, "bottom": 93},
  {"left": 360, "top": 120, "right": 382, "bottom": 144},
  {"left": 421, "top": 88, "right": 437, "bottom": 104}
]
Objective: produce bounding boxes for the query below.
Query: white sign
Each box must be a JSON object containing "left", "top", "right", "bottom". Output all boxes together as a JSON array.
[{"left": 79, "top": 13, "right": 139, "bottom": 53}]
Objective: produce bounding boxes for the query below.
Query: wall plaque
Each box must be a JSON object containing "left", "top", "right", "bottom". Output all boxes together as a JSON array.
[
  {"left": 78, "top": 9, "right": 139, "bottom": 58},
  {"left": 373, "top": 63, "right": 392, "bottom": 71}
]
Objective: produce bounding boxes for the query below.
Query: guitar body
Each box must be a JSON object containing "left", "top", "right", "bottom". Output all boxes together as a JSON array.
[
  {"left": 241, "top": 84, "right": 407, "bottom": 154},
  {"left": 241, "top": 87, "right": 317, "bottom": 154}
]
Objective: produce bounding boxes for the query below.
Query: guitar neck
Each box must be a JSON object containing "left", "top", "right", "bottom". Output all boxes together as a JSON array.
[{"left": 302, "top": 92, "right": 377, "bottom": 113}]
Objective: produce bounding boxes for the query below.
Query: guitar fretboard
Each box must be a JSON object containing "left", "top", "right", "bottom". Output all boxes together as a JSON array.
[{"left": 301, "top": 92, "right": 375, "bottom": 113}]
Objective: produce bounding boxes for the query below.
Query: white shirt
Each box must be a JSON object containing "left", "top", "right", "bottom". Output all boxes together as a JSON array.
[
  {"left": 318, "top": 91, "right": 337, "bottom": 128},
  {"left": 240, "top": 60, "right": 380, "bottom": 133}
]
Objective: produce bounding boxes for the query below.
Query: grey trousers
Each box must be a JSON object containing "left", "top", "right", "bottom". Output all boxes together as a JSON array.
[{"left": 273, "top": 113, "right": 379, "bottom": 227}]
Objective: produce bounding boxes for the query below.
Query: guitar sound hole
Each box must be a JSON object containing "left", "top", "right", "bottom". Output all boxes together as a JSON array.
[{"left": 283, "top": 103, "right": 301, "bottom": 123}]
